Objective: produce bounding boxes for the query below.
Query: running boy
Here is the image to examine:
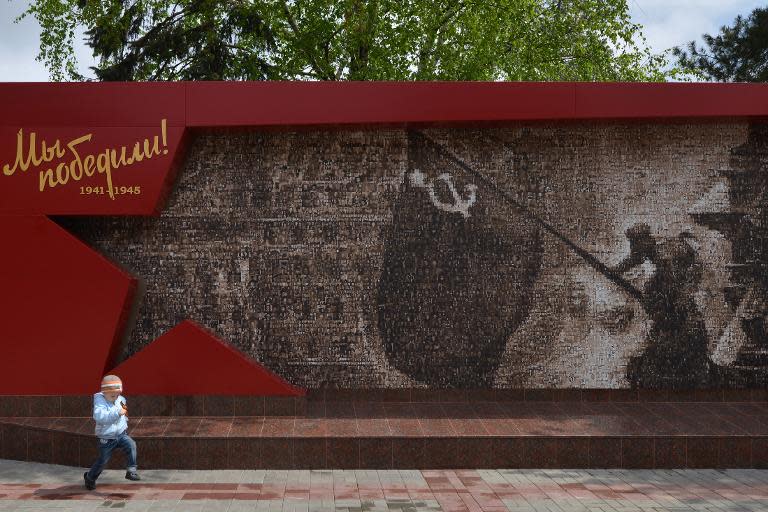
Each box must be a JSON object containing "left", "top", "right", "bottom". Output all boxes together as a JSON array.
[{"left": 83, "top": 375, "right": 140, "bottom": 490}]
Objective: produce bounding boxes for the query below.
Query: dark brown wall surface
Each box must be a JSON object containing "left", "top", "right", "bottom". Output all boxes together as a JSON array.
[{"left": 56, "top": 123, "right": 768, "bottom": 389}]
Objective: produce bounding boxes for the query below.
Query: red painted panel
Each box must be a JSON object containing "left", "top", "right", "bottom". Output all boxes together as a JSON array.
[
  {"left": 186, "top": 82, "right": 768, "bottom": 128},
  {"left": 0, "top": 124, "right": 186, "bottom": 215},
  {"left": 2, "top": 82, "right": 768, "bottom": 215},
  {"left": 3, "top": 81, "right": 768, "bottom": 397},
  {"left": 185, "top": 81, "right": 577, "bottom": 126},
  {"left": 108, "top": 321, "right": 305, "bottom": 396},
  {"left": 0, "top": 82, "right": 186, "bottom": 128},
  {"left": 0, "top": 216, "right": 135, "bottom": 395},
  {"left": 574, "top": 82, "right": 768, "bottom": 120}
]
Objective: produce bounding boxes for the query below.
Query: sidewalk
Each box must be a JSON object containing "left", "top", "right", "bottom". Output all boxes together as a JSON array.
[{"left": 1, "top": 460, "right": 767, "bottom": 511}]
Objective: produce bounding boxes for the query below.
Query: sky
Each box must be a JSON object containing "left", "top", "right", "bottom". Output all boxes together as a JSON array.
[{"left": 0, "top": 1, "right": 765, "bottom": 81}]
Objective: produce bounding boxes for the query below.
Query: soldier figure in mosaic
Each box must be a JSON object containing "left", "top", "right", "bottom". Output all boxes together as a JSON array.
[{"left": 612, "top": 223, "right": 712, "bottom": 389}]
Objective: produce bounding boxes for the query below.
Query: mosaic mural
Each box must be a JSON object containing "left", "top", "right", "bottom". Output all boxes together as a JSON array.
[{"left": 56, "top": 123, "right": 768, "bottom": 389}]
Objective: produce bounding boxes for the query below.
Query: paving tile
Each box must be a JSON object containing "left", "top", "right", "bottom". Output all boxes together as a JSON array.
[
  {"left": 422, "top": 438, "right": 457, "bottom": 469},
  {"left": 327, "top": 438, "right": 359, "bottom": 469},
  {"left": 637, "top": 390, "right": 669, "bottom": 402},
  {"left": 494, "top": 390, "right": 525, "bottom": 402},
  {"left": 131, "top": 396, "right": 173, "bottom": 417},
  {"left": 719, "top": 437, "right": 752, "bottom": 468},
  {"left": 131, "top": 418, "right": 172, "bottom": 437},
  {"left": 162, "top": 438, "right": 197, "bottom": 469},
  {"left": 392, "top": 438, "right": 423, "bottom": 469},
  {"left": 1, "top": 423, "right": 27, "bottom": 460},
  {"left": 262, "top": 418, "right": 296, "bottom": 437},
  {"left": 751, "top": 436, "right": 768, "bottom": 469},
  {"left": 22, "top": 417, "right": 59, "bottom": 430},
  {"left": 387, "top": 416, "right": 423, "bottom": 437},
  {"left": 478, "top": 419, "right": 519, "bottom": 436},
  {"left": 4, "top": 399, "right": 768, "bottom": 473},
  {"left": 205, "top": 396, "right": 235, "bottom": 417},
  {"left": 456, "top": 438, "right": 492, "bottom": 468},
  {"left": 521, "top": 438, "right": 558, "bottom": 469},
  {"left": 262, "top": 438, "right": 293, "bottom": 469},
  {"left": 607, "top": 389, "right": 637, "bottom": 402},
  {"left": 294, "top": 418, "right": 327, "bottom": 438},
  {"left": 27, "top": 397, "right": 60, "bottom": 418},
  {"left": 588, "top": 437, "right": 622, "bottom": 469},
  {"left": 325, "top": 418, "right": 358, "bottom": 437},
  {"left": 621, "top": 437, "right": 654, "bottom": 469},
  {"left": 325, "top": 402, "right": 356, "bottom": 419},
  {"left": 26, "top": 429, "right": 53, "bottom": 463},
  {"left": 196, "top": 439, "right": 229, "bottom": 469},
  {"left": 172, "top": 396, "right": 205, "bottom": 416},
  {"left": 293, "top": 438, "right": 326, "bottom": 469},
  {"left": 51, "top": 431, "right": 80, "bottom": 466},
  {"left": 0, "top": 396, "right": 29, "bottom": 417},
  {"left": 264, "top": 397, "right": 297, "bottom": 416},
  {"left": 557, "top": 437, "right": 589, "bottom": 469},
  {"left": 612, "top": 403, "right": 681, "bottom": 436},
  {"left": 654, "top": 437, "right": 686, "bottom": 468},
  {"left": 435, "top": 390, "right": 468, "bottom": 403},
  {"left": 686, "top": 437, "right": 719, "bottom": 469},
  {"left": 229, "top": 417, "right": 265, "bottom": 437},
  {"left": 669, "top": 403, "right": 751, "bottom": 435},
  {"left": 724, "top": 389, "right": 754, "bottom": 402},
  {"left": 164, "top": 418, "right": 204, "bottom": 437},
  {"left": 234, "top": 396, "right": 266, "bottom": 416},
  {"left": 487, "top": 438, "right": 524, "bottom": 469},
  {"left": 360, "top": 439, "right": 392, "bottom": 469},
  {"left": 61, "top": 395, "right": 92, "bottom": 417},
  {"left": 442, "top": 405, "right": 487, "bottom": 437},
  {"left": 1, "top": 461, "right": 768, "bottom": 509},
  {"left": 227, "top": 438, "right": 261, "bottom": 469},
  {"left": 524, "top": 390, "right": 557, "bottom": 402},
  {"left": 196, "top": 417, "right": 233, "bottom": 437},
  {"left": 356, "top": 418, "right": 390, "bottom": 437},
  {"left": 139, "top": 438, "right": 163, "bottom": 469},
  {"left": 79, "top": 435, "right": 98, "bottom": 467}
]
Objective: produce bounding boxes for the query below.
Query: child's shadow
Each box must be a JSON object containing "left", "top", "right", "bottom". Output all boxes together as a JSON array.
[{"left": 33, "top": 484, "right": 131, "bottom": 500}]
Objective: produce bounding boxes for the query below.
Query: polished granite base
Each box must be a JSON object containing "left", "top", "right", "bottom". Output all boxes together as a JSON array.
[{"left": 1, "top": 392, "right": 767, "bottom": 469}]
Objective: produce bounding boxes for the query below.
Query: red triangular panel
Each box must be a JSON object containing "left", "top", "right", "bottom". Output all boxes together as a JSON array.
[
  {"left": 109, "top": 320, "right": 304, "bottom": 396},
  {"left": 0, "top": 216, "right": 136, "bottom": 395}
]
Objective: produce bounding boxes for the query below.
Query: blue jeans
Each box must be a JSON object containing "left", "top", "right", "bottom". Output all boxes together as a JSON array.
[{"left": 86, "top": 431, "right": 137, "bottom": 480}]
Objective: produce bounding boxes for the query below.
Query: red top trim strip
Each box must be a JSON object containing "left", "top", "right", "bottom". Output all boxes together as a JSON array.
[{"left": 1, "top": 82, "right": 767, "bottom": 128}]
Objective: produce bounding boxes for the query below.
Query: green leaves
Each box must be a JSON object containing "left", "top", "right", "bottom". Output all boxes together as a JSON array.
[
  {"left": 18, "top": 0, "right": 672, "bottom": 81},
  {"left": 673, "top": 7, "right": 768, "bottom": 82},
  {"left": 19, "top": 0, "right": 84, "bottom": 81}
]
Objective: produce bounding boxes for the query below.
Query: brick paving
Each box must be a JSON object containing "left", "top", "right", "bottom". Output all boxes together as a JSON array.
[{"left": 1, "top": 460, "right": 768, "bottom": 511}]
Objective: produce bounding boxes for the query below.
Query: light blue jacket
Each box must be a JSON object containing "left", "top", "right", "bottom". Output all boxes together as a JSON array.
[{"left": 92, "top": 392, "right": 128, "bottom": 440}]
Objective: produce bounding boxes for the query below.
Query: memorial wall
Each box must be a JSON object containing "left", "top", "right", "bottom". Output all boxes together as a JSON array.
[{"left": 55, "top": 122, "right": 768, "bottom": 390}]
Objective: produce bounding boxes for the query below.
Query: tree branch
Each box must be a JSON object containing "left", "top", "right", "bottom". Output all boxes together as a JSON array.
[
  {"left": 280, "top": 0, "right": 333, "bottom": 80},
  {"left": 416, "top": 0, "right": 465, "bottom": 77}
]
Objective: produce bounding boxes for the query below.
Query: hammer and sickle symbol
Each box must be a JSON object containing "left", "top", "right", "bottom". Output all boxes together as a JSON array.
[{"left": 409, "top": 169, "right": 478, "bottom": 218}]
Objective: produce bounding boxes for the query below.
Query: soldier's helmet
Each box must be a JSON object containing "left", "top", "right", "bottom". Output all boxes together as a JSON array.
[
  {"left": 625, "top": 223, "right": 652, "bottom": 241},
  {"left": 656, "top": 235, "right": 701, "bottom": 286}
]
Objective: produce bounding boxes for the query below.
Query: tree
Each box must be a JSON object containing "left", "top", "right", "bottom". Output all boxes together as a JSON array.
[
  {"left": 674, "top": 7, "right": 768, "bottom": 82},
  {"left": 19, "top": 0, "right": 673, "bottom": 82}
]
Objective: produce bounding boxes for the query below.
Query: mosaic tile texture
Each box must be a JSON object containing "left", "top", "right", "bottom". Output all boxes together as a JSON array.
[{"left": 56, "top": 123, "right": 768, "bottom": 389}]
